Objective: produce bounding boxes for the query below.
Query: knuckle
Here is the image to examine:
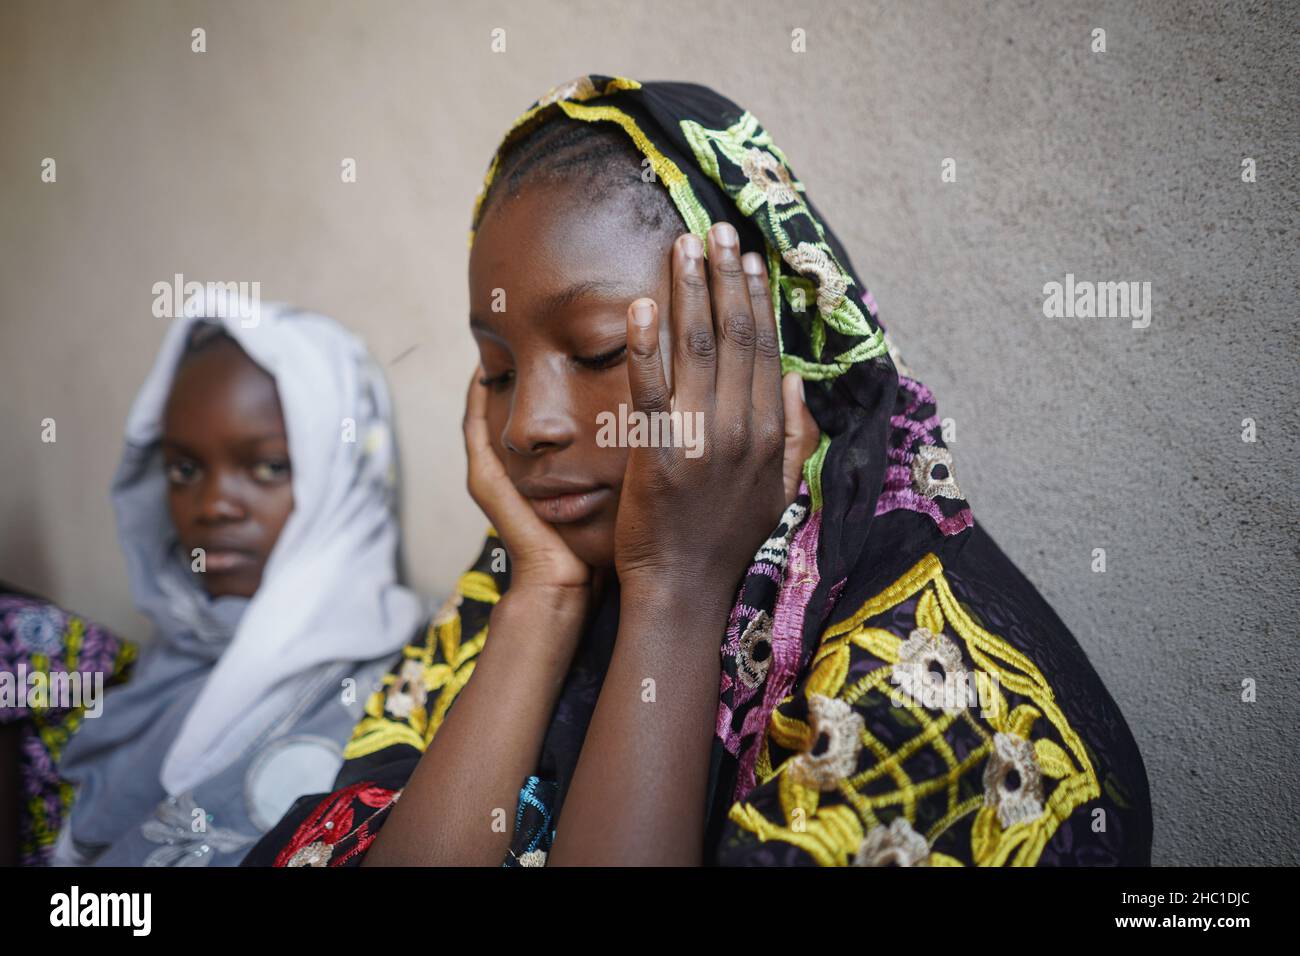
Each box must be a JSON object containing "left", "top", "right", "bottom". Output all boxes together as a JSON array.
[
  {"left": 754, "top": 326, "right": 781, "bottom": 360},
  {"left": 714, "top": 260, "right": 746, "bottom": 281},
  {"left": 639, "top": 387, "right": 669, "bottom": 413},
  {"left": 721, "top": 417, "right": 749, "bottom": 455},
  {"left": 723, "top": 312, "right": 756, "bottom": 347},
  {"left": 683, "top": 327, "right": 717, "bottom": 361},
  {"left": 677, "top": 270, "right": 709, "bottom": 297}
]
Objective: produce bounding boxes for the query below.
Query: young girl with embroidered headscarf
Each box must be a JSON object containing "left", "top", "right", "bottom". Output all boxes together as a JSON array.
[
  {"left": 0, "top": 293, "right": 424, "bottom": 865},
  {"left": 244, "top": 77, "right": 1152, "bottom": 867}
]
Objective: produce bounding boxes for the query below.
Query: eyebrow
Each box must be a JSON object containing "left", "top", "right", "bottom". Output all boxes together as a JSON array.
[{"left": 470, "top": 279, "right": 637, "bottom": 331}]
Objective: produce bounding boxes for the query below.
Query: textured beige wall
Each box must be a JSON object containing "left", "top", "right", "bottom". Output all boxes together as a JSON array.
[{"left": 1, "top": 1, "right": 1297, "bottom": 865}]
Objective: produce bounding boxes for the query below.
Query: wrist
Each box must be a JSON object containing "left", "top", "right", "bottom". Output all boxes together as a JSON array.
[
  {"left": 496, "top": 583, "right": 592, "bottom": 625},
  {"left": 485, "top": 587, "right": 590, "bottom": 671},
  {"left": 618, "top": 573, "right": 736, "bottom": 627}
]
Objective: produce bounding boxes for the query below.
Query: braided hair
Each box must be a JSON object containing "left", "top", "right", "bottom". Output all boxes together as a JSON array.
[{"left": 478, "top": 115, "right": 686, "bottom": 240}]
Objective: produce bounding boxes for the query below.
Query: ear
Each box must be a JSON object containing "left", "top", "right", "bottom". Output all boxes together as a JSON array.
[{"left": 781, "top": 372, "right": 819, "bottom": 503}]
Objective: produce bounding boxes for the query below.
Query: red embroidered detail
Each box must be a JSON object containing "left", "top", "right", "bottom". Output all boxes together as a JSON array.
[
  {"left": 330, "top": 808, "right": 391, "bottom": 866},
  {"left": 273, "top": 781, "right": 398, "bottom": 867},
  {"left": 356, "top": 786, "right": 395, "bottom": 810}
]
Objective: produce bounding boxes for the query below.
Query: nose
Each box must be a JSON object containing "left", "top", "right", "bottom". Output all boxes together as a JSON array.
[
  {"left": 195, "top": 469, "right": 247, "bottom": 523},
  {"left": 501, "top": 364, "right": 578, "bottom": 457}
]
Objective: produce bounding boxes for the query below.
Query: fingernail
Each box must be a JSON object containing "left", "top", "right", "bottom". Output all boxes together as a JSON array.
[
  {"left": 742, "top": 252, "right": 763, "bottom": 276},
  {"left": 632, "top": 299, "right": 655, "bottom": 328},
  {"left": 712, "top": 222, "right": 738, "bottom": 248},
  {"left": 681, "top": 233, "right": 703, "bottom": 259}
]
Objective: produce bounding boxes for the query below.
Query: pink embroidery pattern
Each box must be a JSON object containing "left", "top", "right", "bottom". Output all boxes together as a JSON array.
[
  {"left": 715, "top": 483, "right": 825, "bottom": 804},
  {"left": 876, "top": 375, "right": 974, "bottom": 537}
]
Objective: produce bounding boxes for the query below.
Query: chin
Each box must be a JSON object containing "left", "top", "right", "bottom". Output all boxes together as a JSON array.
[{"left": 198, "top": 572, "right": 262, "bottom": 600}]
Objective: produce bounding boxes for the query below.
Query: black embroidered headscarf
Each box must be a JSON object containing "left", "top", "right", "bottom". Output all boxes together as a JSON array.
[{"left": 243, "top": 76, "right": 1152, "bottom": 868}]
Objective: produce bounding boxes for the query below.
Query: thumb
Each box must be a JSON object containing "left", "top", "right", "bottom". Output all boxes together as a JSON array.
[{"left": 781, "top": 371, "right": 819, "bottom": 503}]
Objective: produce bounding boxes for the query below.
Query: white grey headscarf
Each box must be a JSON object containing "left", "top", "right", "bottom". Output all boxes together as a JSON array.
[{"left": 55, "top": 293, "right": 425, "bottom": 859}]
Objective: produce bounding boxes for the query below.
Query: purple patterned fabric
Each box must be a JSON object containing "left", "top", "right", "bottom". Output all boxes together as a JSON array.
[
  {"left": 876, "top": 374, "right": 975, "bottom": 536},
  {"left": 0, "top": 594, "right": 136, "bottom": 865}
]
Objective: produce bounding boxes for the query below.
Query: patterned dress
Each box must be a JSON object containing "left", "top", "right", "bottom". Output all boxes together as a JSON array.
[{"left": 246, "top": 496, "right": 1150, "bottom": 868}]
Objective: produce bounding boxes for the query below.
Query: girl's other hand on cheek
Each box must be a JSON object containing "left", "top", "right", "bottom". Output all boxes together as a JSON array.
[{"left": 463, "top": 368, "right": 594, "bottom": 607}]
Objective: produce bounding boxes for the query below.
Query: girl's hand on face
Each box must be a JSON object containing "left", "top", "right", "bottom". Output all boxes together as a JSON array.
[
  {"left": 463, "top": 369, "right": 594, "bottom": 599},
  {"left": 614, "top": 223, "right": 820, "bottom": 607}
]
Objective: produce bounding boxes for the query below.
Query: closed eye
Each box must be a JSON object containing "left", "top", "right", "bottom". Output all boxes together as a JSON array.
[
  {"left": 478, "top": 344, "right": 626, "bottom": 390},
  {"left": 575, "top": 344, "right": 627, "bottom": 370}
]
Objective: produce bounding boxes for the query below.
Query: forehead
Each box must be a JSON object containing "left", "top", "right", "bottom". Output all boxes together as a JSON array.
[
  {"left": 165, "top": 339, "right": 285, "bottom": 431},
  {"left": 468, "top": 180, "right": 676, "bottom": 330}
]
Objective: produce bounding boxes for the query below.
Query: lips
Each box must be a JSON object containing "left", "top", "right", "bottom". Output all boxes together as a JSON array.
[
  {"left": 191, "top": 545, "right": 259, "bottom": 574},
  {"left": 515, "top": 477, "right": 612, "bottom": 525}
]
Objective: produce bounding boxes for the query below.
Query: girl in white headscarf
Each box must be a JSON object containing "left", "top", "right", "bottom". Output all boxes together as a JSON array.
[{"left": 43, "top": 293, "right": 425, "bottom": 866}]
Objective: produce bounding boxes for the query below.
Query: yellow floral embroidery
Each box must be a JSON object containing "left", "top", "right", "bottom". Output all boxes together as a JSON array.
[
  {"left": 383, "top": 659, "right": 427, "bottom": 720},
  {"left": 727, "top": 553, "right": 1099, "bottom": 866},
  {"left": 343, "top": 564, "right": 500, "bottom": 761},
  {"left": 853, "top": 817, "right": 930, "bottom": 866}
]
